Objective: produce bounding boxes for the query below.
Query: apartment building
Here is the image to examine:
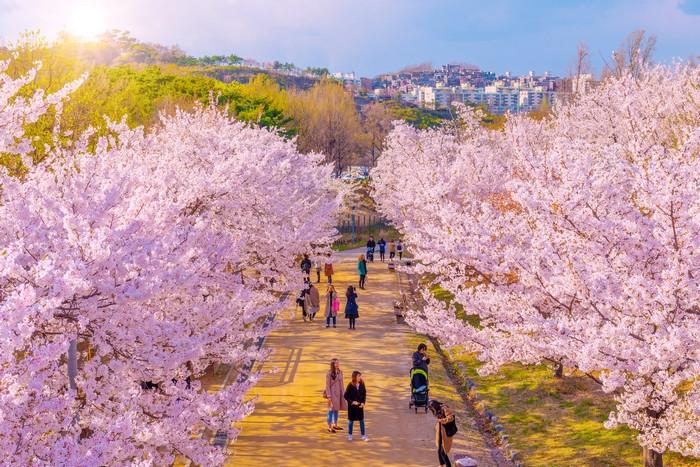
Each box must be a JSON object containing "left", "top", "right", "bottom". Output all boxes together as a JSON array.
[
  {"left": 363, "top": 63, "right": 578, "bottom": 114},
  {"left": 409, "top": 84, "right": 557, "bottom": 114}
]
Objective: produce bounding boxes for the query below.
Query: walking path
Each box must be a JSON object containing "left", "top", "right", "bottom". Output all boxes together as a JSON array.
[{"left": 227, "top": 248, "right": 502, "bottom": 466}]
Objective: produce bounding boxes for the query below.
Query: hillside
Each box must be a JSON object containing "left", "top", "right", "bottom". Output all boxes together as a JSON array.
[{"left": 201, "top": 66, "right": 318, "bottom": 90}]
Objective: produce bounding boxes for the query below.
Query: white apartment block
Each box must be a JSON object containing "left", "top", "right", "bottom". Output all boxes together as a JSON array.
[{"left": 410, "top": 84, "right": 557, "bottom": 114}]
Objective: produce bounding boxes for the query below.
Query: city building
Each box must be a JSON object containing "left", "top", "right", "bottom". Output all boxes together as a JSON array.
[{"left": 338, "top": 62, "right": 595, "bottom": 114}]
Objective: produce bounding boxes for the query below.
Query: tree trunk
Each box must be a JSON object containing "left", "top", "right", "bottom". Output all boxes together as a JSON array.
[
  {"left": 68, "top": 339, "right": 78, "bottom": 391},
  {"left": 553, "top": 362, "right": 563, "bottom": 378},
  {"left": 643, "top": 447, "right": 663, "bottom": 467}
]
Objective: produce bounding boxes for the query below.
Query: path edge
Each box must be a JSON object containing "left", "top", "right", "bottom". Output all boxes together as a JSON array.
[
  {"left": 431, "top": 338, "right": 521, "bottom": 467},
  {"left": 401, "top": 267, "right": 517, "bottom": 467}
]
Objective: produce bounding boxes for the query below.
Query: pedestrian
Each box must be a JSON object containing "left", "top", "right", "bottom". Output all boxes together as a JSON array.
[
  {"left": 324, "top": 358, "right": 347, "bottom": 432},
  {"left": 396, "top": 240, "right": 404, "bottom": 260},
  {"left": 357, "top": 255, "right": 367, "bottom": 289},
  {"left": 300, "top": 254, "right": 312, "bottom": 277},
  {"left": 314, "top": 260, "right": 321, "bottom": 283},
  {"left": 412, "top": 343, "right": 431, "bottom": 373},
  {"left": 388, "top": 240, "right": 396, "bottom": 260},
  {"left": 344, "top": 370, "right": 368, "bottom": 441},
  {"left": 366, "top": 235, "right": 376, "bottom": 262},
  {"left": 297, "top": 281, "right": 309, "bottom": 321},
  {"left": 324, "top": 257, "right": 334, "bottom": 284},
  {"left": 325, "top": 285, "right": 339, "bottom": 328},
  {"left": 305, "top": 282, "right": 320, "bottom": 321},
  {"left": 429, "top": 400, "right": 458, "bottom": 467},
  {"left": 345, "top": 285, "right": 359, "bottom": 330},
  {"left": 378, "top": 237, "right": 386, "bottom": 262},
  {"left": 357, "top": 256, "right": 367, "bottom": 289}
]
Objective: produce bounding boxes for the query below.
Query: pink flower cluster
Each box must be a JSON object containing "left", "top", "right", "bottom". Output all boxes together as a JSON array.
[
  {"left": 0, "top": 66, "right": 340, "bottom": 465},
  {"left": 373, "top": 65, "right": 700, "bottom": 458}
]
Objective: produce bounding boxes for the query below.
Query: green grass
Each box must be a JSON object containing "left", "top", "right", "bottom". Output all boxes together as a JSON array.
[
  {"left": 430, "top": 286, "right": 480, "bottom": 328},
  {"left": 332, "top": 238, "right": 367, "bottom": 252},
  {"left": 431, "top": 287, "right": 700, "bottom": 467}
]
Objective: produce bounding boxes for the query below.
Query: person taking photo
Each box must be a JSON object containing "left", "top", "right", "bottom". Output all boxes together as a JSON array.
[{"left": 412, "top": 343, "right": 431, "bottom": 373}]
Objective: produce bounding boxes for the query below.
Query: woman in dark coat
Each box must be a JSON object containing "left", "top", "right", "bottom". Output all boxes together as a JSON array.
[
  {"left": 344, "top": 370, "right": 368, "bottom": 441},
  {"left": 344, "top": 285, "right": 359, "bottom": 329}
]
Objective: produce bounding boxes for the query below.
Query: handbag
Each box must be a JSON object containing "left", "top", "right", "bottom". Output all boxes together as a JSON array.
[
  {"left": 444, "top": 419, "right": 458, "bottom": 437},
  {"left": 332, "top": 297, "right": 340, "bottom": 313}
]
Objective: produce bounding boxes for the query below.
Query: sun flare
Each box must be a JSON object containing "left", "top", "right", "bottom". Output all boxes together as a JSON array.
[{"left": 66, "top": 5, "right": 105, "bottom": 40}]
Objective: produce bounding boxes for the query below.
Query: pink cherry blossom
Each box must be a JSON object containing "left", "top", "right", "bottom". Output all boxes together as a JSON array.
[
  {"left": 373, "top": 65, "right": 700, "bottom": 463},
  {"left": 1, "top": 67, "right": 340, "bottom": 465}
]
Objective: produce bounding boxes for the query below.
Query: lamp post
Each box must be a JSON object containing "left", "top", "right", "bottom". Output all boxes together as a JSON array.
[{"left": 351, "top": 205, "right": 356, "bottom": 243}]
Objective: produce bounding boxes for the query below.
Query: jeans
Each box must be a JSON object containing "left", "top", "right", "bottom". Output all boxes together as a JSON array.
[
  {"left": 326, "top": 315, "right": 336, "bottom": 326},
  {"left": 438, "top": 446, "right": 451, "bottom": 466},
  {"left": 348, "top": 419, "right": 365, "bottom": 435},
  {"left": 389, "top": 252, "right": 395, "bottom": 259},
  {"left": 379, "top": 250, "right": 385, "bottom": 261},
  {"left": 327, "top": 410, "right": 339, "bottom": 425},
  {"left": 359, "top": 274, "right": 366, "bottom": 288}
]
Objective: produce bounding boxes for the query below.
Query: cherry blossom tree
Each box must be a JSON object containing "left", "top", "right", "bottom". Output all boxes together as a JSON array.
[
  {"left": 373, "top": 65, "right": 700, "bottom": 466},
  {"left": 0, "top": 59, "right": 83, "bottom": 158},
  {"left": 1, "top": 65, "right": 340, "bottom": 465}
]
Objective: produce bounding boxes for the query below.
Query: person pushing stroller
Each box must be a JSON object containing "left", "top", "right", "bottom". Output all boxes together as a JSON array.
[
  {"left": 366, "top": 236, "right": 376, "bottom": 262},
  {"left": 413, "top": 343, "right": 431, "bottom": 373},
  {"left": 409, "top": 343, "right": 431, "bottom": 412}
]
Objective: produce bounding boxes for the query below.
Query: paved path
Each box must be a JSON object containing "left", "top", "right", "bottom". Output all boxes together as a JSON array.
[{"left": 228, "top": 248, "right": 500, "bottom": 466}]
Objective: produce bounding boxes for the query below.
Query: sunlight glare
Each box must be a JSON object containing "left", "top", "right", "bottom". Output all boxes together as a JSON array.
[{"left": 66, "top": 4, "right": 105, "bottom": 40}]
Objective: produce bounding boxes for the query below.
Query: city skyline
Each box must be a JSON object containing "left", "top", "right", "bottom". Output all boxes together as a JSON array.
[{"left": 1, "top": 0, "right": 699, "bottom": 78}]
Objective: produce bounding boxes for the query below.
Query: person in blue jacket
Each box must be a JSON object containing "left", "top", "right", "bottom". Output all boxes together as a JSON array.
[{"left": 378, "top": 237, "right": 387, "bottom": 262}]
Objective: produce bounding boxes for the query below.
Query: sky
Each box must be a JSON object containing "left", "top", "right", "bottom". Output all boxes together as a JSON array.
[{"left": 1, "top": 0, "right": 699, "bottom": 77}]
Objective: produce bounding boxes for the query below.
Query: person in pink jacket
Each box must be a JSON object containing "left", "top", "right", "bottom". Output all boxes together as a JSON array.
[{"left": 324, "top": 358, "right": 347, "bottom": 432}]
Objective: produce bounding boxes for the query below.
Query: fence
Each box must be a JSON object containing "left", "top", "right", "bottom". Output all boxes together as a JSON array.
[{"left": 337, "top": 215, "right": 391, "bottom": 235}]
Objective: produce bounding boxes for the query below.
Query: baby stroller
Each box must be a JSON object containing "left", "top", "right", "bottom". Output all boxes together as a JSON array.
[{"left": 409, "top": 368, "right": 429, "bottom": 413}]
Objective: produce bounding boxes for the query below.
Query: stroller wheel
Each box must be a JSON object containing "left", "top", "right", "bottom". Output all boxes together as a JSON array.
[
  {"left": 414, "top": 407, "right": 418, "bottom": 413},
  {"left": 425, "top": 407, "right": 428, "bottom": 413}
]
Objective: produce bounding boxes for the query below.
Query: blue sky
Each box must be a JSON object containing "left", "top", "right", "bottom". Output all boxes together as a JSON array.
[{"left": 1, "top": 0, "right": 699, "bottom": 77}]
